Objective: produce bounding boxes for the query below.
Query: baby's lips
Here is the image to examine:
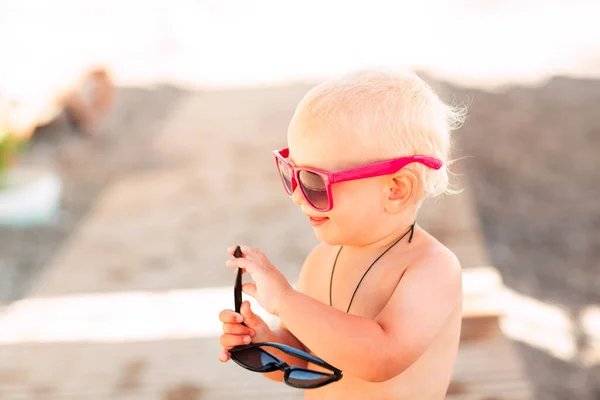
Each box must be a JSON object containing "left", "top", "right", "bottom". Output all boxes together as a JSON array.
[{"left": 304, "top": 211, "right": 327, "bottom": 218}]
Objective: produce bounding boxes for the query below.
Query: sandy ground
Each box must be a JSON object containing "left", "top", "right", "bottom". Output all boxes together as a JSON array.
[{"left": 0, "top": 86, "right": 186, "bottom": 303}]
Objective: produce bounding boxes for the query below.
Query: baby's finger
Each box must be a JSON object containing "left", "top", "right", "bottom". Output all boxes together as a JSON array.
[
  {"left": 238, "top": 245, "right": 264, "bottom": 260},
  {"left": 237, "top": 246, "right": 273, "bottom": 269},
  {"left": 220, "top": 334, "right": 252, "bottom": 349},
  {"left": 219, "top": 309, "right": 244, "bottom": 323},
  {"left": 219, "top": 349, "right": 231, "bottom": 362},
  {"left": 226, "top": 257, "right": 258, "bottom": 273},
  {"left": 241, "top": 282, "right": 257, "bottom": 299},
  {"left": 222, "top": 323, "right": 256, "bottom": 337}
]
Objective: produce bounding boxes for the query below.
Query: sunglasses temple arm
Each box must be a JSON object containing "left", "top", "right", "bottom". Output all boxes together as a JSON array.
[
  {"left": 267, "top": 342, "right": 341, "bottom": 375},
  {"left": 234, "top": 268, "right": 243, "bottom": 313},
  {"left": 233, "top": 246, "right": 246, "bottom": 325}
]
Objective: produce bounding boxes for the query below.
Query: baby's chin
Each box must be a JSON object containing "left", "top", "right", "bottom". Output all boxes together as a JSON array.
[
  {"left": 310, "top": 220, "right": 330, "bottom": 239},
  {"left": 309, "top": 219, "right": 337, "bottom": 244},
  {"left": 310, "top": 222, "right": 351, "bottom": 246},
  {"left": 311, "top": 220, "right": 388, "bottom": 247}
]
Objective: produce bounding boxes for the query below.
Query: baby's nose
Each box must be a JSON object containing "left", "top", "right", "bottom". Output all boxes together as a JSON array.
[{"left": 291, "top": 186, "right": 306, "bottom": 207}]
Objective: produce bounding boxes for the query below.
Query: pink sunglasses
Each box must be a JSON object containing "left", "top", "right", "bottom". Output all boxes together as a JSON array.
[{"left": 273, "top": 148, "right": 443, "bottom": 212}]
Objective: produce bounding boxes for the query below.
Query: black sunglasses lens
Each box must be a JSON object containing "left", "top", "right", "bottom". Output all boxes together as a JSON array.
[
  {"left": 287, "top": 368, "right": 334, "bottom": 388},
  {"left": 232, "top": 347, "right": 279, "bottom": 372}
]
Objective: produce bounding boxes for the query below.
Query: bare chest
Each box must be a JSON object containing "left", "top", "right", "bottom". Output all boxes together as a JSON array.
[{"left": 302, "top": 249, "right": 410, "bottom": 319}]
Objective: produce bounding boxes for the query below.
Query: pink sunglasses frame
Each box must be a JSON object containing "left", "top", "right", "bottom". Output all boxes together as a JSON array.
[{"left": 273, "top": 148, "right": 443, "bottom": 212}]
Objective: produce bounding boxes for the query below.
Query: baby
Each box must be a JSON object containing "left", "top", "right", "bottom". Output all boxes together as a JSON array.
[{"left": 218, "top": 69, "right": 464, "bottom": 399}]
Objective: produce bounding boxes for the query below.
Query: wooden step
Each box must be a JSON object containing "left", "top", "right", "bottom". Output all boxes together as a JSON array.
[
  {"left": 447, "top": 335, "right": 534, "bottom": 399},
  {"left": 461, "top": 267, "right": 504, "bottom": 342}
]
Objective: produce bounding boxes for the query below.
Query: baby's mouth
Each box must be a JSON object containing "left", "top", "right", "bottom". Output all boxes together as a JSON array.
[{"left": 307, "top": 215, "right": 329, "bottom": 226}]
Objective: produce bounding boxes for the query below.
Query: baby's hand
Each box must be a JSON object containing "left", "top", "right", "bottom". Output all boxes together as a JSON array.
[
  {"left": 218, "top": 300, "right": 272, "bottom": 362},
  {"left": 226, "top": 245, "right": 294, "bottom": 316}
]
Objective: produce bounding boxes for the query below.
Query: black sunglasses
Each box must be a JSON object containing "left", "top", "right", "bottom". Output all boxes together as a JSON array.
[{"left": 228, "top": 246, "right": 343, "bottom": 389}]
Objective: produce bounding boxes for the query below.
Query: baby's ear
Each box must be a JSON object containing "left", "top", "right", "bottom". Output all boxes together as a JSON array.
[{"left": 386, "top": 171, "right": 418, "bottom": 213}]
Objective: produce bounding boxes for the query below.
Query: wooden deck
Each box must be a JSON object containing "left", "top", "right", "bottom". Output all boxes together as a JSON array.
[
  {"left": 448, "top": 269, "right": 534, "bottom": 400},
  {"left": 448, "top": 337, "right": 533, "bottom": 400},
  {"left": 0, "top": 269, "right": 533, "bottom": 400}
]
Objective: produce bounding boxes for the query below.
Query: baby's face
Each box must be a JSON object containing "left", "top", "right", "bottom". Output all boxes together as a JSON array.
[{"left": 286, "top": 120, "right": 393, "bottom": 246}]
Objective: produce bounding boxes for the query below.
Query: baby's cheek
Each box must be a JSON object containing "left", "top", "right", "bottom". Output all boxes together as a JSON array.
[
  {"left": 335, "top": 179, "right": 369, "bottom": 203},
  {"left": 334, "top": 192, "right": 382, "bottom": 227},
  {"left": 347, "top": 182, "right": 385, "bottom": 211}
]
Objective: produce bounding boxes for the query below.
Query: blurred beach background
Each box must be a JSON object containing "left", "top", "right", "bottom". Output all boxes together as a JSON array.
[{"left": 0, "top": 1, "right": 599, "bottom": 399}]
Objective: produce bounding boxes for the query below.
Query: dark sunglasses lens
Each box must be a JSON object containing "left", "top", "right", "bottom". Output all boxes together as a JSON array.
[
  {"left": 298, "top": 171, "right": 329, "bottom": 210},
  {"left": 287, "top": 368, "right": 334, "bottom": 388},
  {"left": 232, "top": 347, "right": 279, "bottom": 371},
  {"left": 276, "top": 158, "right": 294, "bottom": 194}
]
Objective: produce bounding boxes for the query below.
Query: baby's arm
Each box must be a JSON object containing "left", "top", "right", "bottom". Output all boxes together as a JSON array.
[
  {"left": 258, "top": 251, "right": 314, "bottom": 381},
  {"left": 278, "top": 249, "right": 462, "bottom": 382}
]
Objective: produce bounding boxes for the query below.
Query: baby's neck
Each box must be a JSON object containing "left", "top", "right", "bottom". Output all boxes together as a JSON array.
[{"left": 343, "top": 219, "right": 417, "bottom": 255}]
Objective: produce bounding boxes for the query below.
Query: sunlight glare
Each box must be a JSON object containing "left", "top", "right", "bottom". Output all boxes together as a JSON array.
[{"left": 0, "top": 287, "right": 279, "bottom": 344}]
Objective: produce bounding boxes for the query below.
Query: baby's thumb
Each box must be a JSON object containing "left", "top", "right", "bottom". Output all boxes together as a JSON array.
[{"left": 240, "top": 301, "right": 265, "bottom": 328}]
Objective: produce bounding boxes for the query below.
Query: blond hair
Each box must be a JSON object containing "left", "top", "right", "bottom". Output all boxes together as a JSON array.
[{"left": 289, "top": 69, "right": 465, "bottom": 201}]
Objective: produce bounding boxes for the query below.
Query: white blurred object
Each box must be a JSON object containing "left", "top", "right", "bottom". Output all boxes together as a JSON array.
[{"left": 0, "top": 165, "right": 62, "bottom": 227}]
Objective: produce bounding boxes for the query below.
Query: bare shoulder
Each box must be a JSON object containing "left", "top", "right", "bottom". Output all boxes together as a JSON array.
[
  {"left": 416, "top": 229, "right": 461, "bottom": 269},
  {"left": 405, "top": 228, "right": 463, "bottom": 297},
  {"left": 372, "top": 229, "right": 463, "bottom": 373},
  {"left": 296, "top": 242, "right": 331, "bottom": 291},
  {"left": 379, "top": 227, "right": 463, "bottom": 316},
  {"left": 303, "top": 242, "right": 331, "bottom": 267}
]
